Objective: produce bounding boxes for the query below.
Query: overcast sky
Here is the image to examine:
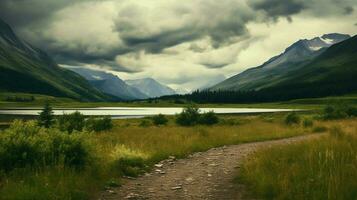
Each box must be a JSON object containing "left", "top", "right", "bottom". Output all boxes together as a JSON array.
[{"left": 1, "top": 0, "right": 357, "bottom": 90}]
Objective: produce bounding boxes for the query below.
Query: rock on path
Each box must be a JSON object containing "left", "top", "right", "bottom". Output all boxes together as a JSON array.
[{"left": 100, "top": 134, "right": 322, "bottom": 200}]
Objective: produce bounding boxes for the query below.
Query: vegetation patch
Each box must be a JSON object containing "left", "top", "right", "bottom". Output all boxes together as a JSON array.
[{"left": 238, "top": 120, "right": 357, "bottom": 200}]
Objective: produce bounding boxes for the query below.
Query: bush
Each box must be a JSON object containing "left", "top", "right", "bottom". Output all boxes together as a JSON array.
[
  {"left": 322, "top": 104, "right": 357, "bottom": 120},
  {"left": 175, "top": 106, "right": 200, "bottom": 126},
  {"left": 303, "top": 118, "right": 314, "bottom": 127},
  {"left": 323, "top": 105, "right": 348, "bottom": 120},
  {"left": 57, "top": 111, "right": 85, "bottom": 133},
  {"left": 0, "top": 120, "right": 90, "bottom": 172},
  {"left": 198, "top": 111, "right": 219, "bottom": 125},
  {"left": 151, "top": 114, "right": 168, "bottom": 126},
  {"left": 85, "top": 116, "right": 113, "bottom": 132},
  {"left": 346, "top": 106, "right": 357, "bottom": 117},
  {"left": 285, "top": 112, "right": 300, "bottom": 125}
]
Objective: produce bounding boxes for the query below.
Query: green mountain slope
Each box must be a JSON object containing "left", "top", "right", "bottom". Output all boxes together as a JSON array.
[
  {"left": 0, "top": 18, "right": 109, "bottom": 101},
  {"left": 262, "top": 35, "right": 357, "bottom": 99},
  {"left": 211, "top": 33, "right": 350, "bottom": 92}
]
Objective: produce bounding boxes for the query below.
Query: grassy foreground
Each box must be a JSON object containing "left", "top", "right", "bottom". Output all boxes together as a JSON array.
[
  {"left": 0, "top": 113, "right": 315, "bottom": 200},
  {"left": 238, "top": 119, "right": 357, "bottom": 200}
]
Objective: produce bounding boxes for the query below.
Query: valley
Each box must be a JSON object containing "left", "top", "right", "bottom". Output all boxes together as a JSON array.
[{"left": 0, "top": 5, "right": 357, "bottom": 200}]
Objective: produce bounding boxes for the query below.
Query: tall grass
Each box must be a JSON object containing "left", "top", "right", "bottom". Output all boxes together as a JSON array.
[
  {"left": 238, "top": 119, "right": 357, "bottom": 200},
  {"left": 0, "top": 114, "right": 318, "bottom": 199}
]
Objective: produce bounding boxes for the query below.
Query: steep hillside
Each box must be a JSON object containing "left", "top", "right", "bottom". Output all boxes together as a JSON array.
[
  {"left": 0, "top": 18, "right": 108, "bottom": 101},
  {"left": 126, "top": 78, "right": 176, "bottom": 98},
  {"left": 262, "top": 35, "right": 357, "bottom": 99},
  {"left": 211, "top": 33, "right": 350, "bottom": 91}
]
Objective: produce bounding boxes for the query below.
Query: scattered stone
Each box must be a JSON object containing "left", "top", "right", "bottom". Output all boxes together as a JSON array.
[
  {"left": 123, "top": 176, "right": 136, "bottom": 180},
  {"left": 107, "top": 190, "right": 117, "bottom": 194},
  {"left": 207, "top": 174, "right": 212, "bottom": 177},
  {"left": 125, "top": 192, "right": 141, "bottom": 199},
  {"left": 185, "top": 177, "right": 194, "bottom": 182},
  {"left": 154, "top": 164, "right": 163, "bottom": 168},
  {"left": 171, "top": 186, "right": 182, "bottom": 190}
]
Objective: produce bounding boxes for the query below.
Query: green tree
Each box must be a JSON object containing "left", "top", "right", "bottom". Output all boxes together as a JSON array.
[
  {"left": 152, "top": 114, "right": 168, "bottom": 126},
  {"left": 176, "top": 105, "right": 200, "bottom": 126},
  {"left": 38, "top": 102, "right": 54, "bottom": 128}
]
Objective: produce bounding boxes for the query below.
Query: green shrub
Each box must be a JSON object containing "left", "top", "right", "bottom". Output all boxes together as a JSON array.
[
  {"left": 285, "top": 112, "right": 300, "bottom": 125},
  {"left": 323, "top": 105, "right": 348, "bottom": 120},
  {"left": 322, "top": 104, "right": 357, "bottom": 120},
  {"left": 85, "top": 116, "right": 113, "bottom": 132},
  {"left": 303, "top": 118, "right": 314, "bottom": 128},
  {"left": 346, "top": 106, "right": 357, "bottom": 117},
  {"left": 198, "top": 111, "right": 219, "bottom": 125},
  {"left": 37, "top": 102, "right": 54, "bottom": 128},
  {"left": 175, "top": 106, "right": 200, "bottom": 126},
  {"left": 57, "top": 111, "right": 85, "bottom": 133},
  {"left": 0, "top": 120, "right": 90, "bottom": 172},
  {"left": 151, "top": 114, "right": 168, "bottom": 126}
]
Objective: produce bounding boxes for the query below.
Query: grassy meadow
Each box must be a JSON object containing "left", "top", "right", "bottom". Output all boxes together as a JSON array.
[
  {"left": 0, "top": 111, "right": 323, "bottom": 200},
  {"left": 238, "top": 119, "right": 357, "bottom": 200}
]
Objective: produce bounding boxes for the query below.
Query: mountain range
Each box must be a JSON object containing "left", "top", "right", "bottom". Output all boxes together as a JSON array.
[
  {"left": 65, "top": 67, "right": 149, "bottom": 100},
  {"left": 126, "top": 78, "right": 176, "bottom": 98},
  {"left": 67, "top": 67, "right": 176, "bottom": 100},
  {"left": 0, "top": 18, "right": 109, "bottom": 101},
  {"left": 209, "top": 33, "right": 357, "bottom": 100},
  {"left": 1, "top": 15, "right": 356, "bottom": 103},
  {"left": 211, "top": 33, "right": 351, "bottom": 91}
]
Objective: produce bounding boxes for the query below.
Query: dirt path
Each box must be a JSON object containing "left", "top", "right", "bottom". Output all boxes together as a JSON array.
[{"left": 100, "top": 134, "right": 322, "bottom": 200}]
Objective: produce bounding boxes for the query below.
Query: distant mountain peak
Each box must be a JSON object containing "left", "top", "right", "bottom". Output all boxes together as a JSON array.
[
  {"left": 126, "top": 78, "right": 176, "bottom": 98},
  {"left": 66, "top": 67, "right": 148, "bottom": 100}
]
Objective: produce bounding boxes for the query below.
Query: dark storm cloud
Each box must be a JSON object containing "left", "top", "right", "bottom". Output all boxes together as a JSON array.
[
  {"left": 0, "top": 0, "right": 356, "bottom": 73},
  {"left": 249, "top": 0, "right": 357, "bottom": 20},
  {"left": 114, "top": 1, "right": 254, "bottom": 54},
  {"left": 249, "top": 0, "right": 306, "bottom": 20},
  {"left": 120, "top": 29, "right": 202, "bottom": 54},
  {"left": 344, "top": 6, "right": 354, "bottom": 15},
  {"left": 0, "top": 0, "right": 87, "bottom": 27},
  {"left": 201, "top": 63, "right": 230, "bottom": 69}
]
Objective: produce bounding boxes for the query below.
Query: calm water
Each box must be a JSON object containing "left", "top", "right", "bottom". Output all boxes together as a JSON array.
[{"left": 0, "top": 107, "right": 294, "bottom": 119}]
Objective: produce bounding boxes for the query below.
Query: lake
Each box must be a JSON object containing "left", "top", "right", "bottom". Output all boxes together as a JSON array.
[{"left": 0, "top": 107, "right": 295, "bottom": 119}]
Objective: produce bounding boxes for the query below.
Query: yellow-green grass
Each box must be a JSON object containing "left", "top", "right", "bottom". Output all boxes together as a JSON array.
[
  {"left": 237, "top": 119, "right": 357, "bottom": 200},
  {"left": 0, "top": 113, "right": 318, "bottom": 200}
]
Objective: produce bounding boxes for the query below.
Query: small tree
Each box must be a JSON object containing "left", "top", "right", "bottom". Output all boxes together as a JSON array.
[
  {"left": 285, "top": 112, "right": 300, "bottom": 125},
  {"left": 152, "top": 114, "right": 168, "bottom": 126},
  {"left": 85, "top": 116, "right": 113, "bottom": 132},
  {"left": 199, "top": 111, "right": 219, "bottom": 125},
  {"left": 176, "top": 106, "right": 200, "bottom": 126},
  {"left": 57, "top": 111, "right": 86, "bottom": 133},
  {"left": 38, "top": 102, "right": 54, "bottom": 128}
]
